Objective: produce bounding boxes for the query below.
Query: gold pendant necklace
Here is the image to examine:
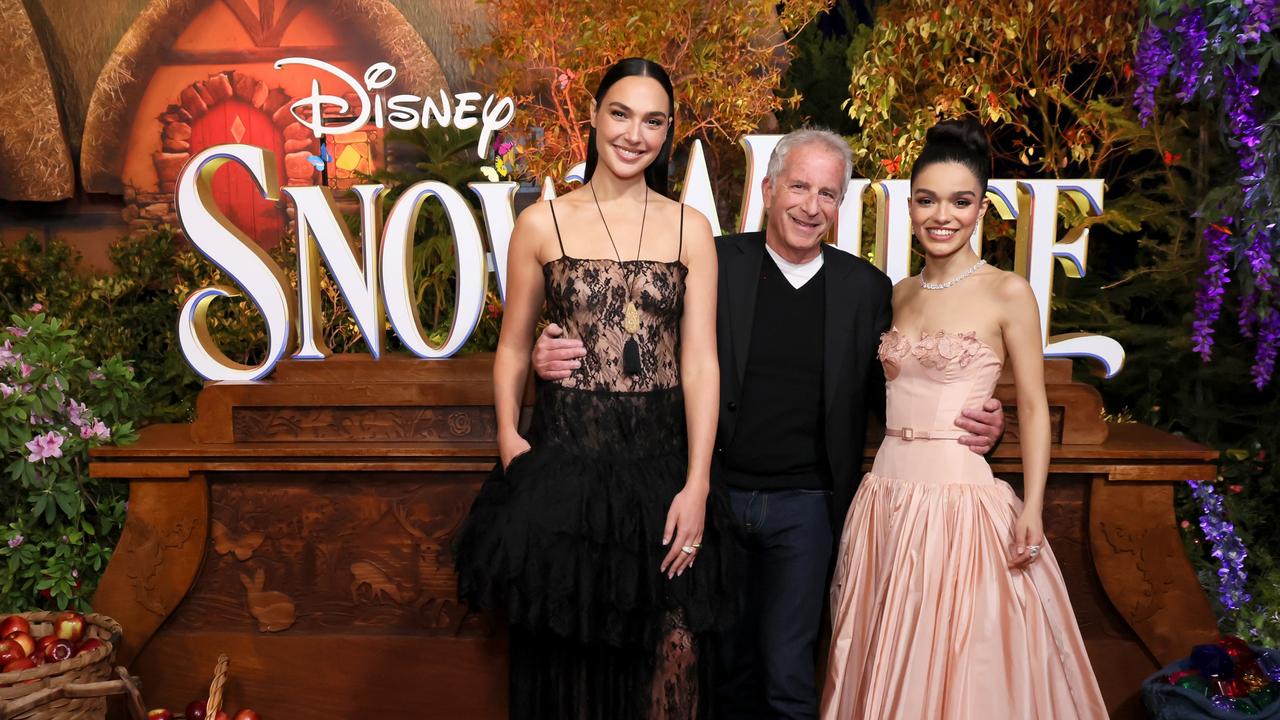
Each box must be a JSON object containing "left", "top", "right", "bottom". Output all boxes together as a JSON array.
[
  {"left": 590, "top": 183, "right": 648, "bottom": 375},
  {"left": 623, "top": 301, "right": 641, "bottom": 334}
]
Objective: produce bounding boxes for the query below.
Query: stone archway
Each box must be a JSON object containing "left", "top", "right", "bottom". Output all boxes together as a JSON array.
[{"left": 123, "top": 69, "right": 320, "bottom": 243}]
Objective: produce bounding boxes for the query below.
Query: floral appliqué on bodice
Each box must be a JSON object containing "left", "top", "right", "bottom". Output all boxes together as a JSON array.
[
  {"left": 877, "top": 328, "right": 993, "bottom": 380},
  {"left": 544, "top": 257, "right": 687, "bottom": 393}
]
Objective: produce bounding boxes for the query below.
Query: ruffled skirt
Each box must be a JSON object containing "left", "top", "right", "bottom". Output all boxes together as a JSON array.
[
  {"left": 820, "top": 471, "right": 1108, "bottom": 720},
  {"left": 455, "top": 384, "right": 734, "bottom": 719}
]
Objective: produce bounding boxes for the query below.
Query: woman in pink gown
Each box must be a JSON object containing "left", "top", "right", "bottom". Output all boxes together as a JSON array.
[{"left": 820, "top": 119, "right": 1108, "bottom": 719}]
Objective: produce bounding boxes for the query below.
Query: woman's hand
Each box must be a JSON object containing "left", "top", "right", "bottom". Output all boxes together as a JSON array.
[
  {"left": 499, "top": 431, "right": 532, "bottom": 472},
  {"left": 660, "top": 483, "right": 708, "bottom": 579},
  {"left": 1008, "top": 508, "right": 1045, "bottom": 570}
]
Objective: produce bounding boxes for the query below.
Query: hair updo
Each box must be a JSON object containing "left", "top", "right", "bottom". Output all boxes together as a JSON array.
[{"left": 910, "top": 118, "right": 992, "bottom": 191}]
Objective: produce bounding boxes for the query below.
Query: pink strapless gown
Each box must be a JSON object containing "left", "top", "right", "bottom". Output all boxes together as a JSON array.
[{"left": 820, "top": 329, "right": 1107, "bottom": 720}]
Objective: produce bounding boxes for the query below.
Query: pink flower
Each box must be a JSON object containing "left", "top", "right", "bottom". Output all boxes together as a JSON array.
[
  {"left": 88, "top": 369, "right": 105, "bottom": 381},
  {"left": 24, "top": 431, "right": 65, "bottom": 463},
  {"left": 67, "top": 399, "right": 89, "bottom": 427},
  {"left": 80, "top": 420, "right": 110, "bottom": 441},
  {"left": 0, "top": 383, "right": 12, "bottom": 399},
  {"left": 5, "top": 327, "right": 29, "bottom": 338},
  {"left": 0, "top": 341, "right": 17, "bottom": 368},
  {"left": 28, "top": 303, "right": 42, "bottom": 312},
  {"left": 20, "top": 362, "right": 33, "bottom": 378},
  {"left": 497, "top": 141, "right": 514, "bottom": 156}
]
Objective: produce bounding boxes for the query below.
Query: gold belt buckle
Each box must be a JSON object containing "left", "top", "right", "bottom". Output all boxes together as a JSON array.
[{"left": 902, "top": 427, "right": 915, "bottom": 441}]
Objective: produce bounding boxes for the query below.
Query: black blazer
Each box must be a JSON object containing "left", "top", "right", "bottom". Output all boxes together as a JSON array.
[{"left": 713, "top": 232, "right": 893, "bottom": 526}]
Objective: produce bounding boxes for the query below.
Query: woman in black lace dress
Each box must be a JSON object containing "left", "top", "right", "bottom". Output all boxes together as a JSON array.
[{"left": 454, "top": 58, "right": 732, "bottom": 719}]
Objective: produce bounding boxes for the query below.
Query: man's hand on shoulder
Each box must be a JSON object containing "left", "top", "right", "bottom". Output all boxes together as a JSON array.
[
  {"left": 955, "top": 398, "right": 1006, "bottom": 455},
  {"left": 532, "top": 323, "right": 585, "bottom": 380}
]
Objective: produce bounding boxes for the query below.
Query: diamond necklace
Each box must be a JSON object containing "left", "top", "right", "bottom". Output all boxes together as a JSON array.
[{"left": 920, "top": 258, "right": 986, "bottom": 290}]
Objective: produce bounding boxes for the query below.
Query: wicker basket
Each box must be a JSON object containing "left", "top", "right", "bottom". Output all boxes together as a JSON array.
[
  {"left": 0, "top": 611, "right": 144, "bottom": 720},
  {"left": 174, "top": 654, "right": 230, "bottom": 720}
]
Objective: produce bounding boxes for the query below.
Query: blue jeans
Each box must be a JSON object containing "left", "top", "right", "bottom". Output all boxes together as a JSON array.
[{"left": 716, "top": 488, "right": 833, "bottom": 720}]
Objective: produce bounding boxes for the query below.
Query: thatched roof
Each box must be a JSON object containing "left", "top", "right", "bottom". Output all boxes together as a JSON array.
[
  {"left": 80, "top": 0, "right": 451, "bottom": 194},
  {"left": 0, "top": 0, "right": 75, "bottom": 201}
]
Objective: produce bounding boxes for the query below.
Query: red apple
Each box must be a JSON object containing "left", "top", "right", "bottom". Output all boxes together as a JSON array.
[
  {"left": 2, "top": 657, "right": 37, "bottom": 673},
  {"left": 185, "top": 699, "right": 208, "bottom": 720},
  {"left": 35, "top": 635, "right": 58, "bottom": 659},
  {"left": 5, "top": 631, "right": 34, "bottom": 658},
  {"left": 147, "top": 710, "right": 174, "bottom": 720},
  {"left": 53, "top": 612, "right": 85, "bottom": 644},
  {"left": 212, "top": 712, "right": 230, "bottom": 720},
  {"left": 76, "top": 638, "right": 104, "bottom": 657},
  {"left": 0, "top": 639, "right": 26, "bottom": 665},
  {"left": 0, "top": 616, "right": 30, "bottom": 638},
  {"left": 232, "top": 711, "right": 261, "bottom": 720},
  {"left": 44, "top": 639, "right": 75, "bottom": 663}
]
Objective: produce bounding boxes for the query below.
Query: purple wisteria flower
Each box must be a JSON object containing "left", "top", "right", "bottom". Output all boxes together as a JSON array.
[
  {"left": 1253, "top": 309, "right": 1280, "bottom": 389},
  {"left": 1193, "top": 222, "right": 1235, "bottom": 360},
  {"left": 1224, "top": 63, "right": 1265, "bottom": 194},
  {"left": 1237, "top": 0, "right": 1278, "bottom": 43},
  {"left": 1134, "top": 22, "right": 1173, "bottom": 126},
  {"left": 1188, "top": 480, "right": 1252, "bottom": 611},
  {"left": 1175, "top": 10, "right": 1208, "bottom": 102},
  {"left": 24, "top": 431, "right": 65, "bottom": 463}
]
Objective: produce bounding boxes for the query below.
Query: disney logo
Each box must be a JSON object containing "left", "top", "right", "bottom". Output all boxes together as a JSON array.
[{"left": 274, "top": 57, "right": 516, "bottom": 159}]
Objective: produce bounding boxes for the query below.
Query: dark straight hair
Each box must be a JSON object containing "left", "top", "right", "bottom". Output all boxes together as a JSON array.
[{"left": 583, "top": 57, "right": 676, "bottom": 198}]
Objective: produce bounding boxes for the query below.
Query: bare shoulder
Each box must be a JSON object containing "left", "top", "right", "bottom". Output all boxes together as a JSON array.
[
  {"left": 679, "top": 201, "right": 714, "bottom": 238},
  {"left": 515, "top": 198, "right": 556, "bottom": 232},
  {"left": 990, "top": 267, "right": 1034, "bottom": 303},
  {"left": 892, "top": 275, "right": 918, "bottom": 303},
  {"left": 512, "top": 200, "right": 560, "bottom": 260}
]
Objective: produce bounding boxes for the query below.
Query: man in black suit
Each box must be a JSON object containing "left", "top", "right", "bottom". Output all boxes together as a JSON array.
[{"left": 532, "top": 128, "right": 1003, "bottom": 719}]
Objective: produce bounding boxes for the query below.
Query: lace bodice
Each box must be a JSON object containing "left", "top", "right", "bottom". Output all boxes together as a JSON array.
[
  {"left": 877, "top": 328, "right": 1003, "bottom": 433},
  {"left": 544, "top": 257, "right": 687, "bottom": 392}
]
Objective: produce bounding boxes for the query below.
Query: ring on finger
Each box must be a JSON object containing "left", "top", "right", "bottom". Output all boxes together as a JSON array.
[
  {"left": 680, "top": 545, "right": 697, "bottom": 555},
  {"left": 1027, "top": 544, "right": 1041, "bottom": 559}
]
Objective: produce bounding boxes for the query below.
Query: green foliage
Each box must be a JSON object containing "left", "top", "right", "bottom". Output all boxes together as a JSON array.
[
  {"left": 0, "top": 125, "right": 502, "bottom": 611},
  {"left": 0, "top": 309, "right": 144, "bottom": 612},
  {"left": 837, "top": 0, "right": 1280, "bottom": 640},
  {"left": 364, "top": 124, "right": 503, "bottom": 350},
  {"left": 774, "top": 1, "right": 863, "bottom": 134}
]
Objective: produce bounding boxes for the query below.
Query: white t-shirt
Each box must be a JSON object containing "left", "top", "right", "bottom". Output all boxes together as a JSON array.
[{"left": 765, "top": 244, "right": 825, "bottom": 289}]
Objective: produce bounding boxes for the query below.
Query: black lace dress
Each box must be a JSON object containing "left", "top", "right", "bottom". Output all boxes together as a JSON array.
[{"left": 455, "top": 206, "right": 734, "bottom": 720}]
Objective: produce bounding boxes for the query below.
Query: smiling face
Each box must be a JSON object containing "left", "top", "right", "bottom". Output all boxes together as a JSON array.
[
  {"left": 761, "top": 142, "right": 845, "bottom": 262},
  {"left": 908, "top": 161, "right": 989, "bottom": 259},
  {"left": 589, "top": 75, "right": 671, "bottom": 181}
]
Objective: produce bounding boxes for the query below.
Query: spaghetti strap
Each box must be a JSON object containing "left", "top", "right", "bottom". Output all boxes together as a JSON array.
[
  {"left": 548, "top": 200, "right": 566, "bottom": 255},
  {"left": 677, "top": 205, "right": 685, "bottom": 262}
]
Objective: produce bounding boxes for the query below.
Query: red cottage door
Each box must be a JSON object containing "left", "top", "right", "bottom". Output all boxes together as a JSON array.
[{"left": 188, "top": 98, "right": 288, "bottom": 249}]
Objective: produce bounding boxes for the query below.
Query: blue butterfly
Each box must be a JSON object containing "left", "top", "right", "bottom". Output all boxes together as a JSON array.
[{"left": 306, "top": 140, "right": 334, "bottom": 171}]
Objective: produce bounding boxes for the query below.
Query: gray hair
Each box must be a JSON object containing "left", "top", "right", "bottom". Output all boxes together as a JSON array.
[{"left": 765, "top": 128, "right": 854, "bottom": 198}]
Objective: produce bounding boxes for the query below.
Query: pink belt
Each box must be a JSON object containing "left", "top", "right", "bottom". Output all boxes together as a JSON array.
[{"left": 885, "top": 427, "right": 967, "bottom": 441}]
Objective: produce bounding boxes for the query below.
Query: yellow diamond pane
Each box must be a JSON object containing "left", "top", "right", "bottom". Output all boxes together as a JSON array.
[
  {"left": 335, "top": 144, "right": 366, "bottom": 172},
  {"left": 229, "top": 115, "right": 246, "bottom": 143}
]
